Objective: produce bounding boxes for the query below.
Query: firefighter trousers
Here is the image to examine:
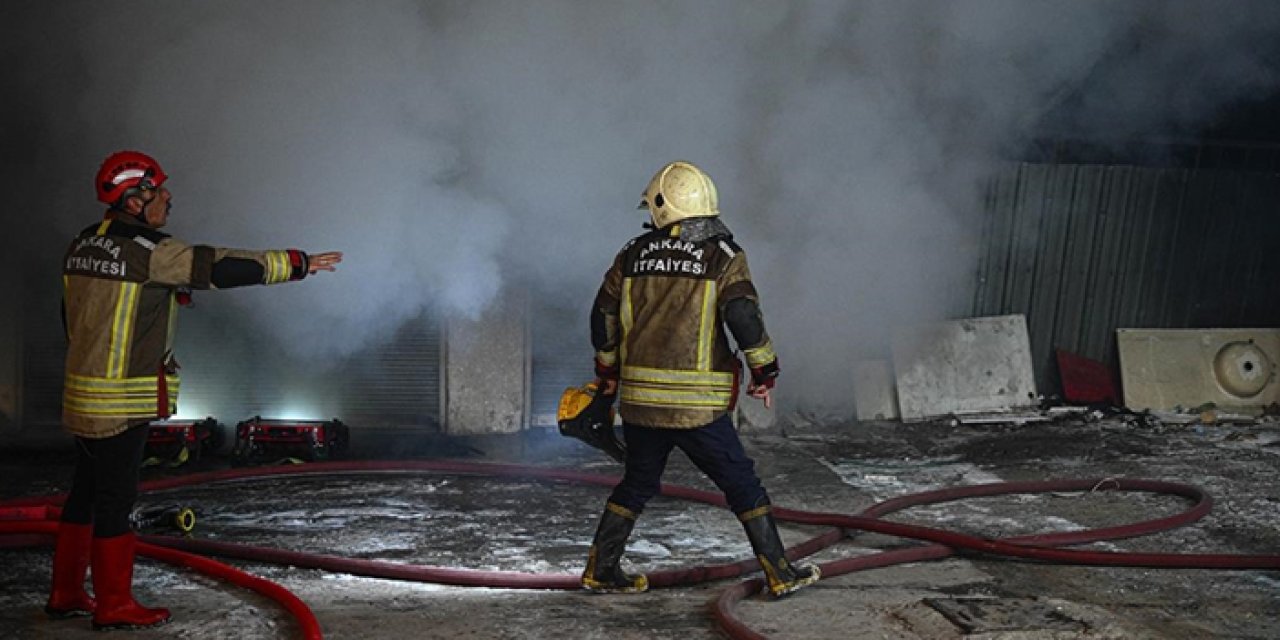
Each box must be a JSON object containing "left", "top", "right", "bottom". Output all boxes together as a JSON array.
[
  {"left": 61, "top": 420, "right": 151, "bottom": 537},
  {"left": 608, "top": 413, "right": 768, "bottom": 516}
]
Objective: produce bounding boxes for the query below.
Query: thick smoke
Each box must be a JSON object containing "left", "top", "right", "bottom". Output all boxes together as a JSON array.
[{"left": 5, "top": 1, "right": 1279, "bottom": 414}]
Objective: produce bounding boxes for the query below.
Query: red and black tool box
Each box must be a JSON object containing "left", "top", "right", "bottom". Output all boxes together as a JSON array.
[
  {"left": 145, "top": 417, "right": 221, "bottom": 464},
  {"left": 231, "top": 416, "right": 349, "bottom": 463}
]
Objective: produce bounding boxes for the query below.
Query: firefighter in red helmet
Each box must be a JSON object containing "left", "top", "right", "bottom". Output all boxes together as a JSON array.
[
  {"left": 579, "top": 160, "right": 819, "bottom": 598},
  {"left": 47, "top": 150, "right": 342, "bottom": 630}
]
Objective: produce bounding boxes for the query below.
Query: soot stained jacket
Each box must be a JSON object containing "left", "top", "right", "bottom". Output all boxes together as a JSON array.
[
  {"left": 591, "top": 223, "right": 778, "bottom": 428},
  {"left": 61, "top": 214, "right": 309, "bottom": 438}
]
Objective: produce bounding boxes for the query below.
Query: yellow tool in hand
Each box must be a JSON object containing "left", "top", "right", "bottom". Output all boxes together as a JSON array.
[{"left": 557, "top": 381, "right": 627, "bottom": 463}]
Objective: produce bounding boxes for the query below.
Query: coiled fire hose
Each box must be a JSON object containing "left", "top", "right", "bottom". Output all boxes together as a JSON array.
[
  {"left": 0, "top": 518, "right": 321, "bottom": 640},
  {"left": 3, "top": 461, "right": 1279, "bottom": 640}
]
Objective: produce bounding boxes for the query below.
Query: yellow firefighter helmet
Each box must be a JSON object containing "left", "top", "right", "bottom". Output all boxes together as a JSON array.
[{"left": 638, "top": 160, "right": 719, "bottom": 228}]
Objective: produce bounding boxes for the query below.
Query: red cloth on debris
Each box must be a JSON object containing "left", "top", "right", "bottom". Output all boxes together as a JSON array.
[{"left": 1056, "top": 348, "right": 1120, "bottom": 405}]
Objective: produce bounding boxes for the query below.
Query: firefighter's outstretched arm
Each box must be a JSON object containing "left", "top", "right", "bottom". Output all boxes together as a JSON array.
[
  {"left": 148, "top": 239, "right": 343, "bottom": 290},
  {"left": 204, "top": 248, "right": 342, "bottom": 288}
]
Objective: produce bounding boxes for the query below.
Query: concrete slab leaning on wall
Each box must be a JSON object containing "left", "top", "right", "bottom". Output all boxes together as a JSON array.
[
  {"left": 1117, "top": 328, "right": 1280, "bottom": 413},
  {"left": 853, "top": 359, "right": 900, "bottom": 420},
  {"left": 891, "top": 315, "right": 1038, "bottom": 421},
  {"left": 444, "top": 294, "right": 528, "bottom": 435}
]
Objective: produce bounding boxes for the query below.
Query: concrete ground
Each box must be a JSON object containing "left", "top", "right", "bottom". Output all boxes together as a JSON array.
[{"left": 1, "top": 413, "right": 1278, "bottom": 639}]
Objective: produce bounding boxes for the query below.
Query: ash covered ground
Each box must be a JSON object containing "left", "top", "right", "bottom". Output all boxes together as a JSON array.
[{"left": 1, "top": 415, "right": 1278, "bottom": 639}]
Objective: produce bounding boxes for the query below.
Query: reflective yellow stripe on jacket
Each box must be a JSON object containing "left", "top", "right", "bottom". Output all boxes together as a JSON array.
[
  {"left": 619, "top": 278, "right": 634, "bottom": 364},
  {"left": 165, "top": 291, "right": 179, "bottom": 353},
  {"left": 105, "top": 282, "right": 141, "bottom": 379},
  {"left": 62, "top": 373, "right": 180, "bottom": 418},
  {"left": 617, "top": 278, "right": 734, "bottom": 411},
  {"left": 743, "top": 339, "right": 777, "bottom": 369},
  {"left": 264, "top": 250, "right": 293, "bottom": 284},
  {"left": 619, "top": 366, "right": 735, "bottom": 408},
  {"left": 696, "top": 281, "right": 715, "bottom": 370}
]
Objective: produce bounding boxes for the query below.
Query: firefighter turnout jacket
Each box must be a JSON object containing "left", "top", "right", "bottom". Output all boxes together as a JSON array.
[
  {"left": 62, "top": 215, "right": 311, "bottom": 438},
  {"left": 592, "top": 223, "right": 778, "bottom": 428}
]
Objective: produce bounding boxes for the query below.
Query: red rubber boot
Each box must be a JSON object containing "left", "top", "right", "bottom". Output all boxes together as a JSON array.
[
  {"left": 45, "top": 522, "right": 96, "bottom": 618},
  {"left": 90, "top": 532, "right": 170, "bottom": 630}
]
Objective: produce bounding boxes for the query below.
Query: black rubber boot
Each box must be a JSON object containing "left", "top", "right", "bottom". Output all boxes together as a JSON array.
[
  {"left": 581, "top": 502, "right": 648, "bottom": 593},
  {"left": 740, "top": 506, "right": 820, "bottom": 598}
]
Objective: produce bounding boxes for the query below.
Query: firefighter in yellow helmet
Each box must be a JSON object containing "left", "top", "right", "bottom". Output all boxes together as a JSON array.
[
  {"left": 46, "top": 151, "right": 342, "bottom": 630},
  {"left": 579, "top": 160, "right": 819, "bottom": 598}
]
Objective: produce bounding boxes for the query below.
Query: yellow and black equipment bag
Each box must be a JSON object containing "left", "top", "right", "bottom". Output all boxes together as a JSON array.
[{"left": 557, "top": 381, "right": 627, "bottom": 463}]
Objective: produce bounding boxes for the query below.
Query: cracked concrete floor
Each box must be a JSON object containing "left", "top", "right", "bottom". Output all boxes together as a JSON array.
[{"left": 1, "top": 415, "right": 1278, "bottom": 639}]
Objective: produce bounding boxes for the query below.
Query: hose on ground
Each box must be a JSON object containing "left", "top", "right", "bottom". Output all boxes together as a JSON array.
[
  {"left": 0, "top": 518, "right": 322, "bottom": 640},
  {"left": 3, "top": 461, "right": 1278, "bottom": 640}
]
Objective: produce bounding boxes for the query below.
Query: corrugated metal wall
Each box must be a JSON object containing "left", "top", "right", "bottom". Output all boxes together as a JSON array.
[{"left": 972, "top": 163, "right": 1280, "bottom": 392}]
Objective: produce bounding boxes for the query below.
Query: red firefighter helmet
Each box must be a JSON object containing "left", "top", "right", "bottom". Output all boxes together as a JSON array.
[{"left": 95, "top": 150, "right": 168, "bottom": 205}]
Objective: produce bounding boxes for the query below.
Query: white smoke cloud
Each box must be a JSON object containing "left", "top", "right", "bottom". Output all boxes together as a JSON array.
[{"left": 6, "top": 0, "right": 1279, "bottom": 413}]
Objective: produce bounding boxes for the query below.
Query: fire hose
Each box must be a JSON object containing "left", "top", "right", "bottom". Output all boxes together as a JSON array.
[
  {"left": 3, "top": 461, "right": 1279, "bottom": 640},
  {"left": 0, "top": 518, "right": 322, "bottom": 640}
]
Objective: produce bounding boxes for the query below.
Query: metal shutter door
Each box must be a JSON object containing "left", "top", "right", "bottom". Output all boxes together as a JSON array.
[
  {"left": 529, "top": 301, "right": 592, "bottom": 428},
  {"left": 174, "top": 310, "right": 442, "bottom": 430}
]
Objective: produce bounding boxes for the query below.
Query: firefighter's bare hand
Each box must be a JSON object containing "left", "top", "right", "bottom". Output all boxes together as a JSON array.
[
  {"left": 308, "top": 251, "right": 343, "bottom": 273},
  {"left": 748, "top": 384, "right": 773, "bottom": 409}
]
